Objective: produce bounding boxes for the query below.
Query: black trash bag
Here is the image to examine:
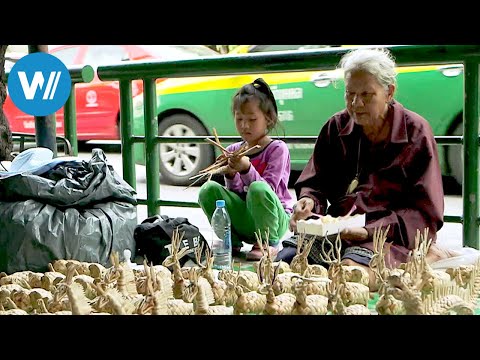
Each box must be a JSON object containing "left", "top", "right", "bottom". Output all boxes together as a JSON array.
[
  {"left": 134, "top": 215, "right": 208, "bottom": 266},
  {"left": 0, "top": 148, "right": 137, "bottom": 274}
]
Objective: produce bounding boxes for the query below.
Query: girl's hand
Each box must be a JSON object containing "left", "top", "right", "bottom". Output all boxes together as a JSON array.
[
  {"left": 223, "top": 166, "right": 237, "bottom": 179},
  {"left": 289, "top": 197, "right": 315, "bottom": 232},
  {"left": 228, "top": 155, "right": 251, "bottom": 173},
  {"left": 340, "top": 227, "right": 368, "bottom": 242}
]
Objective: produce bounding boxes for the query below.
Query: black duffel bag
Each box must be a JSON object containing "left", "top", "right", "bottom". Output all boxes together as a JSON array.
[{"left": 134, "top": 215, "right": 208, "bottom": 266}]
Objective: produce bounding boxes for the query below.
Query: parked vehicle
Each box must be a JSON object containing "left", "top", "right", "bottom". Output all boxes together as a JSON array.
[
  {"left": 4, "top": 45, "right": 219, "bottom": 142},
  {"left": 130, "top": 45, "right": 465, "bottom": 187}
]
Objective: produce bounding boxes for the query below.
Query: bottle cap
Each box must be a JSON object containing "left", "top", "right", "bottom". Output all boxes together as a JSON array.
[
  {"left": 123, "top": 249, "right": 133, "bottom": 268},
  {"left": 216, "top": 200, "right": 225, "bottom": 207}
]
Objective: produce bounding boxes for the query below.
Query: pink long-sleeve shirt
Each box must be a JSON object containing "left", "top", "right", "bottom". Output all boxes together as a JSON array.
[{"left": 224, "top": 140, "right": 294, "bottom": 214}]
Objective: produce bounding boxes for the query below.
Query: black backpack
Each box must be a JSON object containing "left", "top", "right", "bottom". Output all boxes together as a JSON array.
[{"left": 133, "top": 215, "right": 208, "bottom": 266}]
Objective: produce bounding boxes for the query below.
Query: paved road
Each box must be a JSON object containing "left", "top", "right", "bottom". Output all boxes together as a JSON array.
[{"left": 80, "top": 146, "right": 465, "bottom": 251}]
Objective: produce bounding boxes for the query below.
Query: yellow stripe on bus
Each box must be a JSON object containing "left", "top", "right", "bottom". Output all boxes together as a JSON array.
[
  {"left": 155, "top": 73, "right": 320, "bottom": 95},
  {"left": 156, "top": 65, "right": 447, "bottom": 96}
]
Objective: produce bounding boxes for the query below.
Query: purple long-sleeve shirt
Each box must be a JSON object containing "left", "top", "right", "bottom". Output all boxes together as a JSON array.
[
  {"left": 295, "top": 101, "right": 444, "bottom": 267},
  {"left": 224, "top": 140, "right": 294, "bottom": 214}
]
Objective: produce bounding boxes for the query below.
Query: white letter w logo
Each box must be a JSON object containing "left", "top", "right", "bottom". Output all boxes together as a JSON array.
[{"left": 17, "top": 71, "right": 62, "bottom": 100}]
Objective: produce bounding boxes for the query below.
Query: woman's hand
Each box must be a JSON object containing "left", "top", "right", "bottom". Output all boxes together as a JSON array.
[
  {"left": 289, "top": 197, "right": 315, "bottom": 232},
  {"left": 228, "top": 155, "right": 251, "bottom": 173},
  {"left": 340, "top": 227, "right": 368, "bottom": 242}
]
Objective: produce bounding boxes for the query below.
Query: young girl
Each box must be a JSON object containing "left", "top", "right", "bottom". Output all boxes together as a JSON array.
[{"left": 198, "top": 78, "right": 293, "bottom": 261}]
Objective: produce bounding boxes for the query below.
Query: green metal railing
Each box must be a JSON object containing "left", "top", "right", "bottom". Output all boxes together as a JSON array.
[
  {"left": 96, "top": 45, "right": 480, "bottom": 249},
  {"left": 12, "top": 132, "right": 73, "bottom": 156},
  {"left": 63, "top": 65, "right": 95, "bottom": 156},
  {"left": 6, "top": 64, "right": 95, "bottom": 156}
]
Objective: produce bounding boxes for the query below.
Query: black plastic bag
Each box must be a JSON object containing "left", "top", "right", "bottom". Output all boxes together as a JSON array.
[
  {"left": 0, "top": 148, "right": 137, "bottom": 274},
  {"left": 134, "top": 215, "right": 208, "bottom": 266}
]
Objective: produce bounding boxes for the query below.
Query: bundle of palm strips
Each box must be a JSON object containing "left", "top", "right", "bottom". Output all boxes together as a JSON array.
[{"left": 187, "top": 130, "right": 260, "bottom": 188}]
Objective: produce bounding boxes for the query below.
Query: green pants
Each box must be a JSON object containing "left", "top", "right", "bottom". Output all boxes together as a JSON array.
[{"left": 198, "top": 181, "right": 289, "bottom": 247}]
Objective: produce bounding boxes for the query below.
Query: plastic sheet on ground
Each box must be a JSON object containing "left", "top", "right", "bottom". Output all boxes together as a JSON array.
[{"left": 429, "top": 247, "right": 480, "bottom": 271}]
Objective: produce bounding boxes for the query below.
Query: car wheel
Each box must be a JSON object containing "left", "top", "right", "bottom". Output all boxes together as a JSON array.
[
  {"left": 446, "top": 119, "right": 463, "bottom": 188},
  {"left": 158, "top": 114, "right": 214, "bottom": 186}
]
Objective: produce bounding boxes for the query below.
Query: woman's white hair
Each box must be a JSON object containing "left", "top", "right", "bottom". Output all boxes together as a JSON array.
[{"left": 338, "top": 47, "right": 397, "bottom": 90}]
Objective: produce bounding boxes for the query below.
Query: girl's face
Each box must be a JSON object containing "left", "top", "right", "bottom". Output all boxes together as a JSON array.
[
  {"left": 234, "top": 99, "right": 269, "bottom": 146},
  {"left": 345, "top": 70, "right": 394, "bottom": 128}
]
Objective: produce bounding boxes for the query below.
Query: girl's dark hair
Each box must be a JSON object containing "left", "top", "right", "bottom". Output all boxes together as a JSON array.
[{"left": 231, "top": 78, "right": 279, "bottom": 132}]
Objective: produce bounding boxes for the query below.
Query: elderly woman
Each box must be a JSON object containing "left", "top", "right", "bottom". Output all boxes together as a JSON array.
[{"left": 282, "top": 47, "right": 455, "bottom": 290}]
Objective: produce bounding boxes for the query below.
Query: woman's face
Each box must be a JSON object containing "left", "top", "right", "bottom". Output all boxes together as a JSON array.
[{"left": 345, "top": 70, "right": 394, "bottom": 127}]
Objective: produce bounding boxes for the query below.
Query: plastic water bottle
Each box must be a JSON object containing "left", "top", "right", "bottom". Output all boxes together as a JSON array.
[{"left": 210, "top": 199, "right": 232, "bottom": 270}]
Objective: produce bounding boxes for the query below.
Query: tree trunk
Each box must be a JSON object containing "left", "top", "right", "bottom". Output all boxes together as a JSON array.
[
  {"left": 217, "top": 45, "right": 229, "bottom": 54},
  {"left": 205, "top": 45, "right": 230, "bottom": 54},
  {"left": 205, "top": 45, "right": 218, "bottom": 52},
  {"left": 0, "top": 45, "right": 13, "bottom": 160}
]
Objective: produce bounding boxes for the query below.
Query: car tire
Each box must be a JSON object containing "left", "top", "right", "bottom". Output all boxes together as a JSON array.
[
  {"left": 446, "top": 119, "right": 463, "bottom": 189},
  {"left": 158, "top": 114, "right": 214, "bottom": 186}
]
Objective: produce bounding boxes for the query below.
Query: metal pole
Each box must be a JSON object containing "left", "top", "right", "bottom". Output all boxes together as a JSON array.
[
  {"left": 63, "top": 84, "right": 78, "bottom": 156},
  {"left": 28, "top": 45, "right": 57, "bottom": 156},
  {"left": 463, "top": 58, "right": 480, "bottom": 249},
  {"left": 143, "top": 78, "right": 159, "bottom": 217},
  {"left": 63, "top": 82, "right": 78, "bottom": 156},
  {"left": 63, "top": 64, "right": 94, "bottom": 157},
  {"left": 119, "top": 80, "right": 135, "bottom": 189}
]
